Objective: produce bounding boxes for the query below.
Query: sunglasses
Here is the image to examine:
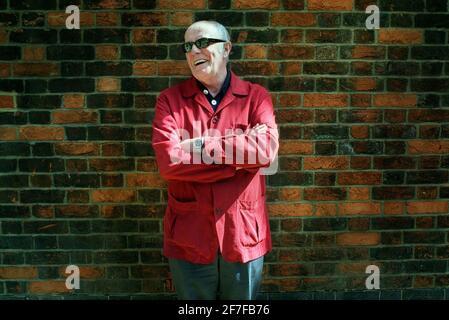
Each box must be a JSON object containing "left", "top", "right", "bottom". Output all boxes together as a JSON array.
[{"left": 182, "top": 37, "right": 227, "bottom": 53}]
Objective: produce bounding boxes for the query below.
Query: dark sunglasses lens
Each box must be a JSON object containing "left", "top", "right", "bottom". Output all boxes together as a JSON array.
[
  {"left": 183, "top": 42, "right": 192, "bottom": 53},
  {"left": 197, "top": 38, "right": 210, "bottom": 49}
]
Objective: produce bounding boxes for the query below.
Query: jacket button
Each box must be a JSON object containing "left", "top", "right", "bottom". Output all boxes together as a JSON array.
[
  {"left": 212, "top": 116, "right": 218, "bottom": 123},
  {"left": 215, "top": 208, "right": 222, "bottom": 214}
]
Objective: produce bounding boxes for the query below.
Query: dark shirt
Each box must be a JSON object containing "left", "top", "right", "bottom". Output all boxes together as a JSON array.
[{"left": 195, "top": 67, "right": 231, "bottom": 112}]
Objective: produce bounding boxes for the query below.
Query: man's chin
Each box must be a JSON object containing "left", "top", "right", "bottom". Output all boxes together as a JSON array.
[{"left": 193, "top": 69, "right": 213, "bottom": 80}]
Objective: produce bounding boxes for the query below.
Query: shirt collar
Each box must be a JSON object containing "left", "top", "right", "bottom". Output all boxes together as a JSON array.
[
  {"left": 195, "top": 66, "right": 231, "bottom": 99},
  {"left": 181, "top": 66, "right": 250, "bottom": 98}
]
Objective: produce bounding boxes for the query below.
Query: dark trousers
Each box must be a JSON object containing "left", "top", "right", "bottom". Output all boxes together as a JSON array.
[{"left": 168, "top": 254, "right": 264, "bottom": 300}]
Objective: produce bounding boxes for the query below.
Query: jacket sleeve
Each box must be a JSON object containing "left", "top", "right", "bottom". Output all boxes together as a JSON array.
[
  {"left": 152, "top": 93, "right": 236, "bottom": 183},
  {"left": 202, "top": 91, "right": 279, "bottom": 170}
]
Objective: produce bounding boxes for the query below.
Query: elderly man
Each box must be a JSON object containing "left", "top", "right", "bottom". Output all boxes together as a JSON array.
[{"left": 152, "top": 20, "right": 279, "bottom": 300}]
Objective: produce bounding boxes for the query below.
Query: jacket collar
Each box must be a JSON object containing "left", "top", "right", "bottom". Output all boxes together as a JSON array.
[{"left": 181, "top": 69, "right": 249, "bottom": 98}]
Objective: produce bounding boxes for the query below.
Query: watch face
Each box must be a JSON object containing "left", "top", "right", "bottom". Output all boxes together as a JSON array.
[{"left": 194, "top": 139, "right": 202, "bottom": 147}]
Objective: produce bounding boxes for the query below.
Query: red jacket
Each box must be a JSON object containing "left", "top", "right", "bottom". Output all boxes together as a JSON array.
[{"left": 152, "top": 71, "right": 279, "bottom": 264}]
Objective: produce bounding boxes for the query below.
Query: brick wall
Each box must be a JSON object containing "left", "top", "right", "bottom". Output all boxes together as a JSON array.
[{"left": 0, "top": 0, "right": 448, "bottom": 299}]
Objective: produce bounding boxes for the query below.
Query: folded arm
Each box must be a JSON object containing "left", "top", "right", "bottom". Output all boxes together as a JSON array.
[{"left": 151, "top": 94, "right": 236, "bottom": 183}]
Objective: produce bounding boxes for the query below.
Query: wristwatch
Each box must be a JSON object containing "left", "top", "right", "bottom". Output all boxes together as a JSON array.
[{"left": 192, "top": 137, "right": 204, "bottom": 153}]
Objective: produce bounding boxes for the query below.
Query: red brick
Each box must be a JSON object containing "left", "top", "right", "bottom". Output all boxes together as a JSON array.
[
  {"left": 102, "top": 143, "right": 124, "bottom": 156},
  {"left": 48, "top": 12, "right": 94, "bottom": 27},
  {"left": 170, "top": 12, "right": 193, "bottom": 26},
  {"left": 374, "top": 94, "right": 417, "bottom": 107},
  {"left": 96, "top": 45, "right": 119, "bottom": 60},
  {"left": 55, "top": 205, "right": 97, "bottom": 217},
  {"left": 232, "top": 61, "right": 278, "bottom": 76},
  {"left": 13, "top": 63, "right": 59, "bottom": 76},
  {"left": 244, "top": 45, "right": 267, "bottom": 59},
  {"left": 0, "top": 30, "right": 6, "bottom": 43},
  {"left": 337, "top": 232, "right": 380, "bottom": 246},
  {"left": 137, "top": 158, "right": 159, "bottom": 172},
  {"left": 280, "top": 62, "right": 302, "bottom": 75},
  {"left": 268, "top": 45, "right": 314, "bottom": 59},
  {"left": 308, "top": 0, "right": 353, "bottom": 10},
  {"left": 89, "top": 159, "right": 132, "bottom": 171},
  {"left": 384, "top": 202, "right": 405, "bottom": 215},
  {"left": 279, "top": 141, "right": 313, "bottom": 155},
  {"left": 132, "top": 29, "right": 156, "bottom": 43},
  {"left": 351, "top": 126, "right": 369, "bottom": 139},
  {"left": 281, "top": 30, "right": 304, "bottom": 43},
  {"left": 0, "top": 95, "right": 14, "bottom": 108},
  {"left": 53, "top": 111, "right": 98, "bottom": 124},
  {"left": 351, "top": 94, "right": 371, "bottom": 107},
  {"left": 23, "top": 47, "right": 45, "bottom": 61},
  {"left": 279, "top": 188, "right": 301, "bottom": 201},
  {"left": 59, "top": 266, "right": 104, "bottom": 279},
  {"left": 55, "top": 143, "right": 99, "bottom": 156},
  {"left": 92, "top": 189, "right": 136, "bottom": 202},
  {"left": 271, "top": 13, "right": 316, "bottom": 26},
  {"left": 233, "top": 0, "right": 279, "bottom": 9},
  {"left": 158, "top": 0, "right": 205, "bottom": 9},
  {"left": 100, "top": 205, "right": 123, "bottom": 218},
  {"left": 0, "top": 63, "right": 10, "bottom": 77},
  {"left": 304, "top": 94, "right": 348, "bottom": 107},
  {"left": 125, "top": 13, "right": 167, "bottom": 25},
  {"left": 338, "top": 262, "right": 369, "bottom": 273},
  {"left": 268, "top": 203, "right": 313, "bottom": 216},
  {"left": 0, "top": 128, "right": 16, "bottom": 140},
  {"left": 304, "top": 156, "right": 349, "bottom": 170},
  {"left": 349, "top": 187, "right": 370, "bottom": 200},
  {"left": 29, "top": 281, "right": 70, "bottom": 294},
  {"left": 379, "top": 29, "right": 423, "bottom": 44},
  {"left": 350, "top": 156, "right": 371, "bottom": 170},
  {"left": 315, "top": 203, "right": 337, "bottom": 216},
  {"left": 33, "top": 206, "right": 54, "bottom": 218},
  {"left": 278, "top": 93, "right": 301, "bottom": 107},
  {"left": 346, "top": 78, "right": 377, "bottom": 91},
  {"left": 126, "top": 173, "right": 167, "bottom": 188},
  {"left": 337, "top": 172, "right": 382, "bottom": 185},
  {"left": 304, "top": 188, "right": 346, "bottom": 201},
  {"left": 408, "top": 141, "right": 449, "bottom": 154},
  {"left": 352, "top": 46, "right": 385, "bottom": 59},
  {"left": 406, "top": 201, "right": 448, "bottom": 215},
  {"left": 97, "top": 78, "right": 120, "bottom": 92},
  {"left": 133, "top": 61, "right": 157, "bottom": 76},
  {"left": 63, "top": 94, "right": 85, "bottom": 108},
  {"left": 413, "top": 276, "right": 434, "bottom": 288},
  {"left": 89, "top": 0, "right": 130, "bottom": 8},
  {"left": 158, "top": 61, "right": 191, "bottom": 76},
  {"left": 19, "top": 127, "right": 64, "bottom": 141},
  {"left": 0, "top": 267, "right": 38, "bottom": 279},
  {"left": 96, "top": 12, "right": 119, "bottom": 26},
  {"left": 338, "top": 202, "right": 381, "bottom": 215}
]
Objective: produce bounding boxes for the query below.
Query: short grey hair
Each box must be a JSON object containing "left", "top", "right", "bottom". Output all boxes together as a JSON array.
[
  {"left": 209, "top": 21, "right": 230, "bottom": 42},
  {"left": 186, "top": 20, "right": 231, "bottom": 42}
]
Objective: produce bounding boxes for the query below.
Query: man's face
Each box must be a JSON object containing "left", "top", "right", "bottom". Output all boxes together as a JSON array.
[{"left": 184, "top": 23, "right": 230, "bottom": 82}]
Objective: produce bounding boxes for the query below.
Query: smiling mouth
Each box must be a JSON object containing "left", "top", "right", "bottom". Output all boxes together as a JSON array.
[{"left": 194, "top": 59, "right": 208, "bottom": 66}]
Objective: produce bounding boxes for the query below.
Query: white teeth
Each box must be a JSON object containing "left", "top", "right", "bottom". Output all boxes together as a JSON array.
[{"left": 194, "top": 59, "right": 207, "bottom": 66}]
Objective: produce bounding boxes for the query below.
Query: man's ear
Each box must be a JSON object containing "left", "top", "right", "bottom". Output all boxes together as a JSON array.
[{"left": 224, "top": 42, "right": 232, "bottom": 57}]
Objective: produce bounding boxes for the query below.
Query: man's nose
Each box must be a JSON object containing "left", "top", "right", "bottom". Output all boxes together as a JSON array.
[{"left": 190, "top": 43, "right": 202, "bottom": 53}]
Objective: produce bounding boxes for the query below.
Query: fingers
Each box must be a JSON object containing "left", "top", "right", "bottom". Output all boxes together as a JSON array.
[{"left": 252, "top": 123, "right": 267, "bottom": 134}]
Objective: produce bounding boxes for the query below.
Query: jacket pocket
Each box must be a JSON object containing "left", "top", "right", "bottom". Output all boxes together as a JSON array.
[
  {"left": 166, "top": 193, "right": 205, "bottom": 248},
  {"left": 238, "top": 199, "right": 266, "bottom": 247}
]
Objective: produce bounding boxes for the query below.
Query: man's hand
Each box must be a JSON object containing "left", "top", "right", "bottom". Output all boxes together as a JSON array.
[
  {"left": 179, "top": 138, "right": 194, "bottom": 153},
  {"left": 236, "top": 123, "right": 267, "bottom": 171},
  {"left": 246, "top": 123, "right": 267, "bottom": 135}
]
